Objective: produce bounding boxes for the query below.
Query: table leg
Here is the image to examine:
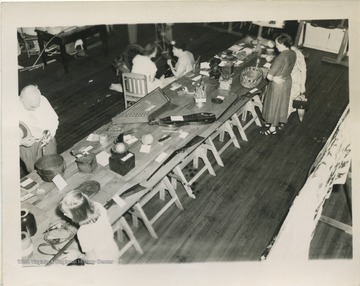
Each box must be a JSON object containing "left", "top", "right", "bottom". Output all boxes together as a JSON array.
[
  {"left": 36, "top": 32, "right": 47, "bottom": 67},
  {"left": 100, "top": 27, "right": 108, "bottom": 56},
  {"left": 60, "top": 44, "right": 69, "bottom": 73}
]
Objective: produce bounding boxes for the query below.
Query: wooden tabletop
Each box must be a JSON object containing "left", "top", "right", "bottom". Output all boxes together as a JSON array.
[{"left": 20, "top": 41, "right": 268, "bottom": 266}]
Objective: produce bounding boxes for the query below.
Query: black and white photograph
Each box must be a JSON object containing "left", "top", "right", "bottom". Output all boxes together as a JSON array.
[{"left": 2, "top": 1, "right": 360, "bottom": 286}]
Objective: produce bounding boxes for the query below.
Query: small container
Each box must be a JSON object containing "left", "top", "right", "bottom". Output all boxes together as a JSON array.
[
  {"left": 21, "top": 208, "right": 37, "bottom": 236},
  {"left": 109, "top": 152, "right": 135, "bottom": 176},
  {"left": 21, "top": 231, "right": 33, "bottom": 260},
  {"left": 141, "top": 134, "right": 154, "bottom": 145},
  {"left": 76, "top": 153, "right": 98, "bottom": 173},
  {"left": 99, "top": 134, "right": 108, "bottom": 145}
]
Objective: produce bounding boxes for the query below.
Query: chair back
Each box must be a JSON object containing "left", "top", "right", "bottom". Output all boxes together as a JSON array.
[
  {"left": 122, "top": 73, "right": 148, "bottom": 109},
  {"left": 193, "top": 56, "right": 201, "bottom": 70},
  {"left": 18, "top": 28, "right": 40, "bottom": 58}
]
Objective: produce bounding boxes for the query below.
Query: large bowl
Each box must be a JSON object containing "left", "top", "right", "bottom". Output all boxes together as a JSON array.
[
  {"left": 240, "top": 66, "right": 263, "bottom": 89},
  {"left": 35, "top": 154, "right": 66, "bottom": 182}
]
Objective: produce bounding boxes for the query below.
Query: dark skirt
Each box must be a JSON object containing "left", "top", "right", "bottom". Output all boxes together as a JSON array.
[{"left": 262, "top": 77, "right": 292, "bottom": 126}]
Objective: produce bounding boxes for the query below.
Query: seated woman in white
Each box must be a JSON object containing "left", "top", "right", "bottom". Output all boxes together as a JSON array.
[
  {"left": 161, "top": 41, "right": 195, "bottom": 87},
  {"left": 131, "top": 43, "right": 162, "bottom": 93}
]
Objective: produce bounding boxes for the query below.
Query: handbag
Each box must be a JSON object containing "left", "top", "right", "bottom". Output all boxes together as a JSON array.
[{"left": 292, "top": 93, "right": 309, "bottom": 110}]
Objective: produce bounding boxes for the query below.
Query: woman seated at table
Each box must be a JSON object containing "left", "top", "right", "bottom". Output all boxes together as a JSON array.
[
  {"left": 161, "top": 41, "right": 195, "bottom": 87},
  {"left": 131, "top": 43, "right": 162, "bottom": 93}
]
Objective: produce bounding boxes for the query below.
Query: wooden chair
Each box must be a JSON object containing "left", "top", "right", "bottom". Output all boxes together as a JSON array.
[
  {"left": 122, "top": 72, "right": 148, "bottom": 109},
  {"left": 18, "top": 28, "right": 40, "bottom": 58},
  {"left": 193, "top": 55, "right": 201, "bottom": 70},
  {"left": 130, "top": 176, "right": 184, "bottom": 239}
]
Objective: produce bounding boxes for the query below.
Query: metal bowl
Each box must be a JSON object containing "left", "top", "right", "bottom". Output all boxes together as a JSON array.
[{"left": 35, "top": 154, "right": 66, "bottom": 182}]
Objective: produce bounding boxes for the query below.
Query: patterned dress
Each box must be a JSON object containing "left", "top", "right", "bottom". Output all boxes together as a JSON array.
[
  {"left": 262, "top": 49, "right": 296, "bottom": 126},
  {"left": 288, "top": 47, "right": 307, "bottom": 116}
]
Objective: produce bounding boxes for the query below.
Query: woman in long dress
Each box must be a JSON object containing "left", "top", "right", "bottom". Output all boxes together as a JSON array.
[{"left": 261, "top": 33, "right": 296, "bottom": 135}]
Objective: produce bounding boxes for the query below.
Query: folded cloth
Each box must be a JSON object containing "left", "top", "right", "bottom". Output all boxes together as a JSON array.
[{"left": 109, "top": 83, "right": 123, "bottom": 93}]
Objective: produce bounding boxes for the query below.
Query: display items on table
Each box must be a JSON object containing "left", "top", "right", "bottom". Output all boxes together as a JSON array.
[
  {"left": 75, "top": 153, "right": 98, "bottom": 173},
  {"left": 21, "top": 208, "right": 37, "bottom": 236},
  {"left": 240, "top": 66, "right": 263, "bottom": 89},
  {"left": 19, "top": 36, "right": 269, "bottom": 266},
  {"left": 34, "top": 154, "right": 66, "bottom": 183},
  {"left": 149, "top": 113, "right": 217, "bottom": 128},
  {"left": 109, "top": 142, "right": 135, "bottom": 176}
]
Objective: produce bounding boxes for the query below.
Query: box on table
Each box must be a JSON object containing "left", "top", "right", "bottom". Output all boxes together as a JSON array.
[
  {"left": 109, "top": 152, "right": 135, "bottom": 176},
  {"left": 76, "top": 153, "right": 98, "bottom": 173}
]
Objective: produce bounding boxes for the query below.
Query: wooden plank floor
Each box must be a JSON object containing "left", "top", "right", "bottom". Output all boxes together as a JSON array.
[{"left": 18, "top": 23, "right": 351, "bottom": 262}]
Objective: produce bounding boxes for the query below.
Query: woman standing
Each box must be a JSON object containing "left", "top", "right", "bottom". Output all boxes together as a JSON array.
[
  {"left": 261, "top": 33, "right": 296, "bottom": 135},
  {"left": 19, "top": 84, "right": 59, "bottom": 173}
]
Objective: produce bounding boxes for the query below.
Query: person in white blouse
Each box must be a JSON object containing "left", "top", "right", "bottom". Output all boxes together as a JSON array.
[
  {"left": 131, "top": 43, "right": 162, "bottom": 93},
  {"left": 19, "top": 84, "right": 59, "bottom": 173},
  {"left": 161, "top": 41, "right": 195, "bottom": 87},
  {"left": 59, "top": 190, "right": 119, "bottom": 264}
]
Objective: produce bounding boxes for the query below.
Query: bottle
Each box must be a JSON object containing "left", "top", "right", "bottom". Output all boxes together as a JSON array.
[
  {"left": 256, "top": 57, "right": 260, "bottom": 68},
  {"left": 21, "top": 208, "right": 37, "bottom": 236},
  {"left": 200, "top": 78, "right": 205, "bottom": 94},
  {"left": 256, "top": 39, "right": 262, "bottom": 56}
]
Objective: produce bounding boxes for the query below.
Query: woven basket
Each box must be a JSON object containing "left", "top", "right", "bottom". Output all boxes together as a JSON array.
[
  {"left": 240, "top": 66, "right": 263, "bottom": 89},
  {"left": 35, "top": 154, "right": 66, "bottom": 182}
]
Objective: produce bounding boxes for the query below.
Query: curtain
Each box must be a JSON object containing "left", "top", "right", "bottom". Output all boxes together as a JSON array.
[{"left": 265, "top": 105, "right": 351, "bottom": 260}]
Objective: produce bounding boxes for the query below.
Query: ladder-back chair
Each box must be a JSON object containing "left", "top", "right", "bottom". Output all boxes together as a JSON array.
[{"left": 122, "top": 72, "right": 148, "bottom": 109}]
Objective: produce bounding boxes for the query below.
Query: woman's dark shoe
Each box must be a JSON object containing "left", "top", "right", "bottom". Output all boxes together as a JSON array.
[{"left": 260, "top": 127, "right": 277, "bottom": 136}]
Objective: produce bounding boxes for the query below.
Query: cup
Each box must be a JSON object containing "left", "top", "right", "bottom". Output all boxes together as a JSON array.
[{"left": 99, "top": 134, "right": 108, "bottom": 145}]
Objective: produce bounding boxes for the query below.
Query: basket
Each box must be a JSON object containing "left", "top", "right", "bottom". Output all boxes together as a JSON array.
[
  {"left": 35, "top": 154, "right": 66, "bottom": 182},
  {"left": 240, "top": 66, "right": 263, "bottom": 89}
]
